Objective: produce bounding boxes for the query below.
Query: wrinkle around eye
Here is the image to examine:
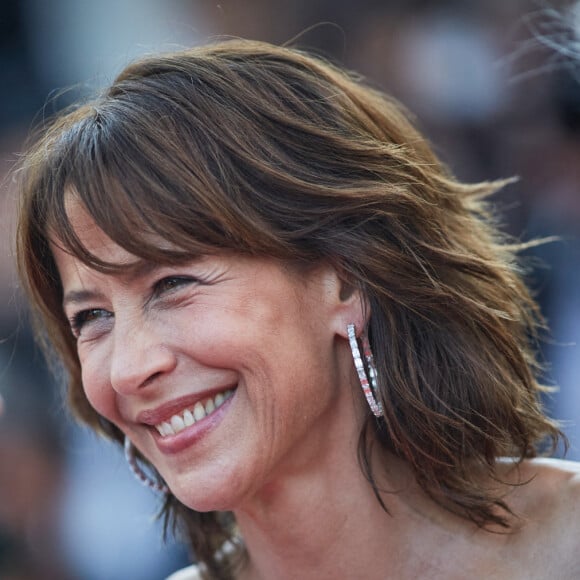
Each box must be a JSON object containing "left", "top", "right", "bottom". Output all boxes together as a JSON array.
[
  {"left": 70, "top": 308, "right": 114, "bottom": 341},
  {"left": 153, "top": 275, "right": 198, "bottom": 296},
  {"left": 145, "top": 276, "right": 199, "bottom": 312}
]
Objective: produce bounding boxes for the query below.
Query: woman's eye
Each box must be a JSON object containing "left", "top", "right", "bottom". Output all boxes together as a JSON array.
[
  {"left": 154, "top": 276, "right": 195, "bottom": 295},
  {"left": 70, "top": 308, "right": 112, "bottom": 337}
]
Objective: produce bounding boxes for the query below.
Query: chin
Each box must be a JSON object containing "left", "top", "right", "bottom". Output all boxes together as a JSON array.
[{"left": 168, "top": 468, "right": 249, "bottom": 513}]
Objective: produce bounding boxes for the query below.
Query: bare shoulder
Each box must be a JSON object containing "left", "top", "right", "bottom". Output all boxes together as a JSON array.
[
  {"left": 511, "top": 457, "right": 580, "bottom": 515},
  {"left": 505, "top": 458, "right": 580, "bottom": 577},
  {"left": 520, "top": 457, "right": 580, "bottom": 498}
]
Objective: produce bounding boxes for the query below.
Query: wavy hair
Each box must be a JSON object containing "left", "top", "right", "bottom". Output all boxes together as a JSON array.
[{"left": 17, "top": 39, "right": 563, "bottom": 578}]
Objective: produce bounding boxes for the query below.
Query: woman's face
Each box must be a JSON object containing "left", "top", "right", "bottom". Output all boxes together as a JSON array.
[{"left": 52, "top": 201, "right": 365, "bottom": 511}]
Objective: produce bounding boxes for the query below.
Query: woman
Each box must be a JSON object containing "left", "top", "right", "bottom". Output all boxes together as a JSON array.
[{"left": 17, "top": 40, "right": 580, "bottom": 579}]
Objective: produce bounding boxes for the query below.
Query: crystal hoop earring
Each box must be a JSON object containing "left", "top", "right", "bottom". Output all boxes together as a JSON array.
[
  {"left": 347, "top": 323, "right": 384, "bottom": 417},
  {"left": 124, "top": 437, "right": 169, "bottom": 494}
]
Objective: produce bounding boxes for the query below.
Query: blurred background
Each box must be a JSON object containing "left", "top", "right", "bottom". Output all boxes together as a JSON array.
[{"left": 1, "top": 0, "right": 579, "bottom": 578}]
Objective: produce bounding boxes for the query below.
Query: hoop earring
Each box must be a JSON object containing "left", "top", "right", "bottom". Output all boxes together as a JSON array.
[
  {"left": 347, "top": 324, "right": 384, "bottom": 417},
  {"left": 124, "top": 437, "right": 169, "bottom": 494}
]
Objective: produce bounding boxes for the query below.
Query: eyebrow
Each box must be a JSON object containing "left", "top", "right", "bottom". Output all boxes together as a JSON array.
[
  {"left": 121, "top": 259, "right": 163, "bottom": 282},
  {"left": 62, "top": 289, "right": 107, "bottom": 309},
  {"left": 61, "top": 259, "right": 169, "bottom": 309}
]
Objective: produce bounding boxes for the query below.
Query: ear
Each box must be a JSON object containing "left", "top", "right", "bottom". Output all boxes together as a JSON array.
[{"left": 318, "top": 267, "right": 370, "bottom": 339}]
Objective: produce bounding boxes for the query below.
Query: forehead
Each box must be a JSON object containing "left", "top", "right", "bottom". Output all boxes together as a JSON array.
[
  {"left": 57, "top": 196, "right": 136, "bottom": 265},
  {"left": 50, "top": 198, "right": 158, "bottom": 302},
  {"left": 55, "top": 192, "right": 191, "bottom": 267},
  {"left": 51, "top": 237, "right": 143, "bottom": 289}
]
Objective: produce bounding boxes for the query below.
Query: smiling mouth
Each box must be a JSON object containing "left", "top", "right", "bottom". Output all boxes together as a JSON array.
[{"left": 154, "top": 389, "right": 235, "bottom": 437}]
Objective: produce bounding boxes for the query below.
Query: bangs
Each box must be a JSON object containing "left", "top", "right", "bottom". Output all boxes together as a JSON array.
[
  {"left": 28, "top": 48, "right": 386, "bottom": 276},
  {"left": 47, "top": 126, "right": 223, "bottom": 273},
  {"left": 39, "top": 94, "right": 267, "bottom": 273}
]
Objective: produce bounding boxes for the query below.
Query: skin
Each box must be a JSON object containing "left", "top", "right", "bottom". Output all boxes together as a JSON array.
[{"left": 53, "top": 200, "right": 580, "bottom": 579}]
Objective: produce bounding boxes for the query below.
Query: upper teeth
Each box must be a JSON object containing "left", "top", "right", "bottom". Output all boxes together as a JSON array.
[{"left": 155, "top": 389, "right": 234, "bottom": 437}]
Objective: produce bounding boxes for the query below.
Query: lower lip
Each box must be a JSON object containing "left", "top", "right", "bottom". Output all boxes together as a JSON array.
[{"left": 151, "top": 391, "right": 235, "bottom": 455}]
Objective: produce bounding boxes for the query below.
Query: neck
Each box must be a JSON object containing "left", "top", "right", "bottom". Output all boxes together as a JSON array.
[{"left": 233, "top": 428, "right": 437, "bottom": 580}]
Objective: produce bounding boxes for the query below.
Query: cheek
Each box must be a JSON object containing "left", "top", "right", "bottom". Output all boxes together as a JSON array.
[
  {"left": 171, "top": 301, "right": 257, "bottom": 364},
  {"left": 79, "top": 352, "right": 119, "bottom": 424}
]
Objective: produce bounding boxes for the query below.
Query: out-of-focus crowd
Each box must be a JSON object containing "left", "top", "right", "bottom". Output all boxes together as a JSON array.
[{"left": 1, "top": 1, "right": 579, "bottom": 578}]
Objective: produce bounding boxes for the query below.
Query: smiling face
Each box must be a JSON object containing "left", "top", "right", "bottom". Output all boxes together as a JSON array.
[{"left": 52, "top": 200, "right": 367, "bottom": 511}]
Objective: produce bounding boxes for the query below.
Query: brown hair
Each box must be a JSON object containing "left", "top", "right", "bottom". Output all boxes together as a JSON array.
[{"left": 17, "top": 39, "right": 562, "bottom": 578}]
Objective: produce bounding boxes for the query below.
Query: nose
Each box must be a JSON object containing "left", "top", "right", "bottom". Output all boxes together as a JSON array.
[{"left": 109, "top": 316, "right": 177, "bottom": 396}]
